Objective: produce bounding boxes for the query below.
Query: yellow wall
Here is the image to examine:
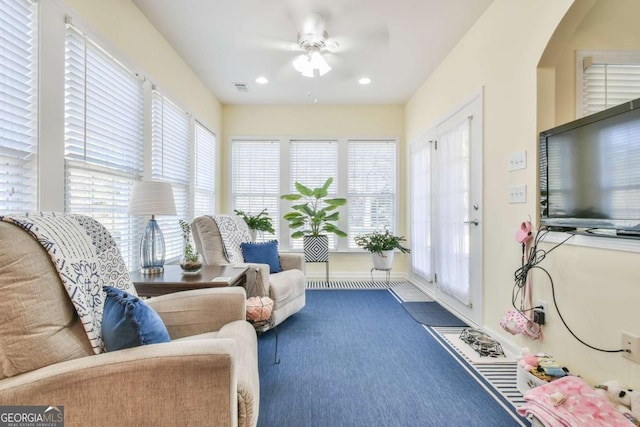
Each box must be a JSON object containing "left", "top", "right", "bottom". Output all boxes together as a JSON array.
[
  {"left": 535, "top": 0, "right": 640, "bottom": 387},
  {"left": 406, "top": 0, "right": 640, "bottom": 387},
  {"left": 222, "top": 104, "right": 406, "bottom": 278},
  {"left": 64, "top": 0, "right": 222, "bottom": 132}
]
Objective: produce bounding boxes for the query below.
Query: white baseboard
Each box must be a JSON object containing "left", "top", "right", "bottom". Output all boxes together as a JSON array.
[{"left": 305, "top": 272, "right": 408, "bottom": 281}]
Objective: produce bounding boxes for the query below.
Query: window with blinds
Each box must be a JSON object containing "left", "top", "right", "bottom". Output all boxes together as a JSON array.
[
  {"left": 194, "top": 121, "right": 216, "bottom": 217},
  {"left": 0, "top": 0, "right": 37, "bottom": 213},
  {"left": 151, "top": 91, "right": 191, "bottom": 261},
  {"left": 289, "top": 140, "right": 339, "bottom": 249},
  {"left": 347, "top": 140, "right": 396, "bottom": 248},
  {"left": 231, "top": 140, "right": 280, "bottom": 241},
  {"left": 64, "top": 24, "right": 144, "bottom": 269},
  {"left": 579, "top": 51, "right": 640, "bottom": 117}
]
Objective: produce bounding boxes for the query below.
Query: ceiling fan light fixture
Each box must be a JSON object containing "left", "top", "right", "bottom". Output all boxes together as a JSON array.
[{"left": 292, "top": 50, "right": 331, "bottom": 77}]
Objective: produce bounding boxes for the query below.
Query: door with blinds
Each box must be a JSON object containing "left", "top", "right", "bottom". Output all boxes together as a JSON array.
[{"left": 410, "top": 91, "right": 483, "bottom": 325}]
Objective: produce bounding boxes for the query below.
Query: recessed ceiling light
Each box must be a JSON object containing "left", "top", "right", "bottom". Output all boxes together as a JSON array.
[
  {"left": 255, "top": 76, "right": 269, "bottom": 84},
  {"left": 358, "top": 77, "right": 372, "bottom": 85}
]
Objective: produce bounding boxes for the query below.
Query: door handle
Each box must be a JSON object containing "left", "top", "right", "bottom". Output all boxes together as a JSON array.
[{"left": 464, "top": 219, "right": 479, "bottom": 226}]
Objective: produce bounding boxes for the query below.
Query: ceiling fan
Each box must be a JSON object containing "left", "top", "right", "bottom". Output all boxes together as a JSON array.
[{"left": 291, "top": 12, "right": 338, "bottom": 78}]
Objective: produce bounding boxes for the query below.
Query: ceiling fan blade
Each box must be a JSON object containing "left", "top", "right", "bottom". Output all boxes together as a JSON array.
[
  {"left": 237, "top": 36, "right": 302, "bottom": 53},
  {"left": 331, "top": 25, "right": 390, "bottom": 54}
]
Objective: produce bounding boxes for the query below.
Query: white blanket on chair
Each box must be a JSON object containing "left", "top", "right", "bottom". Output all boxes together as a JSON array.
[
  {"left": 212, "top": 215, "right": 251, "bottom": 263},
  {"left": 0, "top": 212, "right": 136, "bottom": 354}
]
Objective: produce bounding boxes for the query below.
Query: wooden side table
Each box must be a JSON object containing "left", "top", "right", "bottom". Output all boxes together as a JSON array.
[{"left": 130, "top": 264, "right": 248, "bottom": 297}]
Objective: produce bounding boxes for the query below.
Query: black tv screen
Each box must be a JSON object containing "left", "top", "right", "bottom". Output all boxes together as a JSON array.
[{"left": 539, "top": 98, "right": 640, "bottom": 234}]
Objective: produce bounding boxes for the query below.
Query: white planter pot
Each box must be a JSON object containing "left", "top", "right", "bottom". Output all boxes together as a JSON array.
[
  {"left": 249, "top": 229, "right": 257, "bottom": 242},
  {"left": 372, "top": 250, "right": 394, "bottom": 270}
]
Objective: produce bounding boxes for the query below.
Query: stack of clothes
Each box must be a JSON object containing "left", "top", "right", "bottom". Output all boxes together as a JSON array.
[{"left": 517, "top": 376, "right": 636, "bottom": 426}]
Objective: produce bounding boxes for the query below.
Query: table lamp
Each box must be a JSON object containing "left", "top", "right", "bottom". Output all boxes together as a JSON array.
[{"left": 128, "top": 180, "right": 176, "bottom": 274}]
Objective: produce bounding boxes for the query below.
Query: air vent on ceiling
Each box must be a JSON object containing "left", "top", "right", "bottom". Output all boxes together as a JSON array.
[{"left": 233, "top": 82, "right": 248, "bottom": 93}]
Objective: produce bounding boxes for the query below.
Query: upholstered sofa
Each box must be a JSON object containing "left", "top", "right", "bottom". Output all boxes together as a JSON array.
[
  {"left": 191, "top": 215, "right": 306, "bottom": 326},
  {"left": 0, "top": 219, "right": 259, "bottom": 427}
]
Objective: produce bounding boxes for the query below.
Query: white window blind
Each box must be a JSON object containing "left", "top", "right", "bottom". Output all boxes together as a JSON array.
[
  {"left": 579, "top": 51, "right": 640, "bottom": 117},
  {"left": 151, "top": 91, "right": 190, "bottom": 260},
  {"left": 231, "top": 140, "right": 280, "bottom": 241},
  {"left": 410, "top": 141, "right": 432, "bottom": 280},
  {"left": 289, "top": 140, "right": 339, "bottom": 249},
  {"left": 194, "top": 121, "right": 216, "bottom": 217},
  {"left": 0, "top": 0, "right": 37, "bottom": 213},
  {"left": 347, "top": 140, "right": 396, "bottom": 248},
  {"left": 64, "top": 24, "right": 144, "bottom": 269}
]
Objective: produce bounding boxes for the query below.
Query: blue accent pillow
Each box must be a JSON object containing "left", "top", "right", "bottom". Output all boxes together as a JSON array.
[
  {"left": 101, "top": 286, "right": 170, "bottom": 351},
  {"left": 240, "top": 240, "right": 282, "bottom": 274}
]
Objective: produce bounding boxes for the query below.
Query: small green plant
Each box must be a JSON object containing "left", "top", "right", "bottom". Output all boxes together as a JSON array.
[
  {"left": 179, "top": 219, "right": 199, "bottom": 263},
  {"left": 234, "top": 208, "right": 275, "bottom": 234},
  {"left": 280, "top": 177, "right": 347, "bottom": 238},
  {"left": 354, "top": 227, "right": 411, "bottom": 256}
]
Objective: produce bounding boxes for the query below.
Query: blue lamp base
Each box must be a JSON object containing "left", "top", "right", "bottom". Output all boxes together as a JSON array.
[{"left": 139, "top": 216, "right": 166, "bottom": 275}]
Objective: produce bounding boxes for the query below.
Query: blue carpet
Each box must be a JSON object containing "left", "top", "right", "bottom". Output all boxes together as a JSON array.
[
  {"left": 257, "top": 290, "right": 527, "bottom": 427},
  {"left": 401, "top": 301, "right": 468, "bottom": 327}
]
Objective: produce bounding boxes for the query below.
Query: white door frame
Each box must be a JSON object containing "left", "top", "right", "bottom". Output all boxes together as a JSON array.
[{"left": 409, "top": 89, "right": 483, "bottom": 326}]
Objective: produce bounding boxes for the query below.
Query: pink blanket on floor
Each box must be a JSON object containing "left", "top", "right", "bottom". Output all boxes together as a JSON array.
[{"left": 517, "top": 376, "right": 632, "bottom": 426}]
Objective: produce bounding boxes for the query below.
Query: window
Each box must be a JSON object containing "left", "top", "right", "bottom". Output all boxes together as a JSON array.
[
  {"left": 193, "top": 121, "right": 216, "bottom": 217},
  {"left": 289, "top": 140, "right": 338, "bottom": 249},
  {"left": 347, "top": 140, "right": 396, "bottom": 248},
  {"left": 0, "top": 0, "right": 37, "bottom": 212},
  {"left": 231, "top": 139, "right": 280, "bottom": 241},
  {"left": 151, "top": 91, "right": 191, "bottom": 260},
  {"left": 64, "top": 24, "right": 144, "bottom": 268},
  {"left": 578, "top": 51, "right": 640, "bottom": 117},
  {"left": 230, "top": 137, "right": 398, "bottom": 250}
]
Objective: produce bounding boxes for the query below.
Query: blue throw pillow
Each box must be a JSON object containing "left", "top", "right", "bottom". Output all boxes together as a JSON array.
[
  {"left": 240, "top": 240, "right": 282, "bottom": 274},
  {"left": 101, "top": 286, "right": 170, "bottom": 351}
]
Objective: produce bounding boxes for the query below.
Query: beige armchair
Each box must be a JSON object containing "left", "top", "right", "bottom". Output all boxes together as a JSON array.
[
  {"left": 0, "top": 220, "right": 259, "bottom": 427},
  {"left": 191, "top": 215, "right": 306, "bottom": 326}
]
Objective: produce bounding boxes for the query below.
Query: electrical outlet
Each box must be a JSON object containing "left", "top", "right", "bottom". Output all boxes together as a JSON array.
[
  {"left": 621, "top": 332, "right": 640, "bottom": 363},
  {"left": 536, "top": 300, "right": 548, "bottom": 316}
]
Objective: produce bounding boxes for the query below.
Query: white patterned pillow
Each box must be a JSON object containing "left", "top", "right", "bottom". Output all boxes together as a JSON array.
[{"left": 213, "top": 215, "right": 252, "bottom": 263}]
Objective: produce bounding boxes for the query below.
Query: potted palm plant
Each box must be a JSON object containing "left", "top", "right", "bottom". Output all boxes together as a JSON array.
[
  {"left": 234, "top": 208, "right": 275, "bottom": 241},
  {"left": 354, "top": 227, "right": 411, "bottom": 270},
  {"left": 280, "top": 177, "right": 347, "bottom": 262}
]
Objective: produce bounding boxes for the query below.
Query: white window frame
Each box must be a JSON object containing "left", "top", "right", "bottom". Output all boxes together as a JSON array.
[
  {"left": 193, "top": 120, "right": 216, "bottom": 217},
  {"left": 229, "top": 136, "right": 400, "bottom": 252},
  {"left": 151, "top": 90, "right": 192, "bottom": 262},
  {"left": 576, "top": 50, "right": 640, "bottom": 118},
  {"left": 0, "top": 0, "right": 38, "bottom": 213},
  {"left": 230, "top": 138, "right": 281, "bottom": 242},
  {"left": 63, "top": 22, "right": 145, "bottom": 269},
  {"left": 59, "top": 12, "right": 218, "bottom": 269}
]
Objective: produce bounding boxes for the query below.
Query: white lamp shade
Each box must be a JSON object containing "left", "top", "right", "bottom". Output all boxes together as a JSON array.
[{"left": 128, "top": 181, "right": 177, "bottom": 216}]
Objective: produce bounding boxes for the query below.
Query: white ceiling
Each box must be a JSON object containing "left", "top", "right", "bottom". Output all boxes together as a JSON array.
[{"left": 132, "top": 0, "right": 493, "bottom": 105}]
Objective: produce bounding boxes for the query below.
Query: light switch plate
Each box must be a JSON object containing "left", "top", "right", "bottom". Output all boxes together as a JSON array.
[
  {"left": 508, "top": 150, "right": 527, "bottom": 171},
  {"left": 508, "top": 185, "right": 527, "bottom": 203}
]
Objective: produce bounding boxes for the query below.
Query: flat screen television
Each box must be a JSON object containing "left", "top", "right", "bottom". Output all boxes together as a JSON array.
[{"left": 539, "top": 97, "right": 640, "bottom": 237}]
